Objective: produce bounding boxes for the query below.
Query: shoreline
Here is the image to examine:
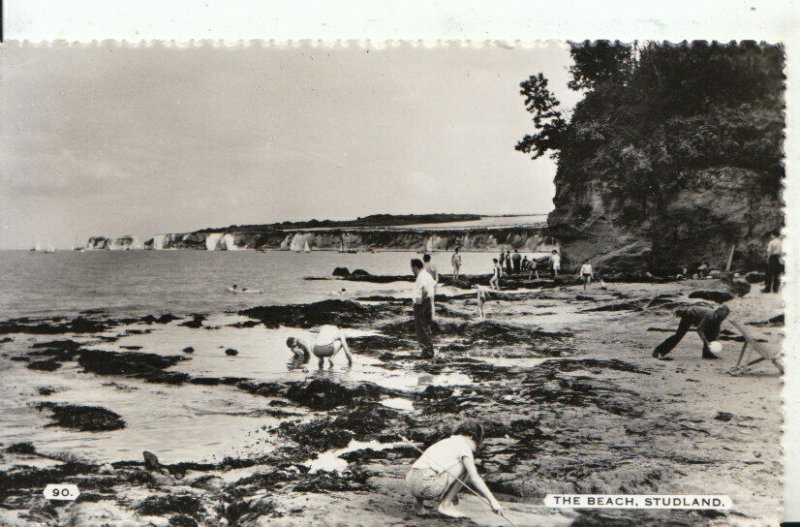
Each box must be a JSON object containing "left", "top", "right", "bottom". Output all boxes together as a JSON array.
[{"left": 0, "top": 277, "right": 783, "bottom": 526}]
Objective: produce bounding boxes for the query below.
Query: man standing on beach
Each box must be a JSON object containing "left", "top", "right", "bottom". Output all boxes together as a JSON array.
[
  {"left": 763, "top": 230, "right": 783, "bottom": 293},
  {"left": 451, "top": 247, "right": 462, "bottom": 280},
  {"left": 652, "top": 304, "right": 730, "bottom": 360},
  {"left": 498, "top": 251, "right": 506, "bottom": 277},
  {"left": 411, "top": 259, "right": 437, "bottom": 359},
  {"left": 504, "top": 250, "right": 513, "bottom": 276},
  {"left": 511, "top": 249, "right": 522, "bottom": 274}
]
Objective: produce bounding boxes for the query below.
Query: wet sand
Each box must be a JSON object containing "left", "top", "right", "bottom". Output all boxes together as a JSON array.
[{"left": 0, "top": 277, "right": 783, "bottom": 527}]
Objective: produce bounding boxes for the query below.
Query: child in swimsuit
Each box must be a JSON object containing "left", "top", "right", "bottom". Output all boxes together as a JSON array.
[{"left": 286, "top": 325, "right": 353, "bottom": 368}]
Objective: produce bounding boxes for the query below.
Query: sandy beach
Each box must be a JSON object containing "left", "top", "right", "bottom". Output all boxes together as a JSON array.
[{"left": 0, "top": 272, "right": 783, "bottom": 527}]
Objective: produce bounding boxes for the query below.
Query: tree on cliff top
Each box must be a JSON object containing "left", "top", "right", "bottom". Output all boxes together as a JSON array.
[{"left": 518, "top": 40, "right": 784, "bottom": 203}]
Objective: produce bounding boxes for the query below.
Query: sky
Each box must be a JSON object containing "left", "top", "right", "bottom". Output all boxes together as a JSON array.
[{"left": 0, "top": 41, "right": 579, "bottom": 249}]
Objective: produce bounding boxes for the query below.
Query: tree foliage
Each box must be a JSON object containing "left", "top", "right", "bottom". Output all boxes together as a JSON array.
[{"left": 517, "top": 40, "right": 785, "bottom": 208}]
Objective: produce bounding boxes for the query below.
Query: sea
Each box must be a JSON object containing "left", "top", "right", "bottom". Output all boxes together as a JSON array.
[
  {"left": 0, "top": 249, "right": 534, "bottom": 465},
  {"left": 0, "top": 249, "right": 511, "bottom": 320}
]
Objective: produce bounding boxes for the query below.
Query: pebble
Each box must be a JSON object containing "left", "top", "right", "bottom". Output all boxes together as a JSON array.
[{"left": 225, "top": 348, "right": 239, "bottom": 356}]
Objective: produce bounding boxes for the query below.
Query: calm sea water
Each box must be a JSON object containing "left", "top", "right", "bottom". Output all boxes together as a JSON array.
[
  {"left": 0, "top": 250, "right": 511, "bottom": 319},
  {"left": 0, "top": 249, "right": 516, "bottom": 464}
]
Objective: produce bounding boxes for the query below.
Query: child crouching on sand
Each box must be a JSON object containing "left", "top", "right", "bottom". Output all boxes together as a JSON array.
[{"left": 405, "top": 420, "right": 503, "bottom": 518}]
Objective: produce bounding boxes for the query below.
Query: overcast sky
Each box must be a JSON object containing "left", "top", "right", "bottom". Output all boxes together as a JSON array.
[{"left": 0, "top": 41, "right": 578, "bottom": 249}]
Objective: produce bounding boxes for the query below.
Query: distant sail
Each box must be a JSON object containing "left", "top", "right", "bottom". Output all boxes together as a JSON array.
[
  {"left": 35, "top": 241, "right": 42, "bottom": 252},
  {"left": 304, "top": 240, "right": 311, "bottom": 253}
]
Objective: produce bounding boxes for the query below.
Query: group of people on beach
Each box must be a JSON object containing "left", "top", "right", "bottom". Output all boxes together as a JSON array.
[{"left": 276, "top": 231, "right": 784, "bottom": 521}]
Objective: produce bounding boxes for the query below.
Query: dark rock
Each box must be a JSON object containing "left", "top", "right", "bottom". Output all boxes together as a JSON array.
[
  {"left": 350, "top": 269, "right": 371, "bottom": 277},
  {"left": 225, "top": 498, "right": 278, "bottom": 525},
  {"left": 6, "top": 442, "right": 37, "bottom": 454},
  {"left": 137, "top": 494, "right": 202, "bottom": 517},
  {"left": 225, "top": 348, "right": 239, "bottom": 356},
  {"left": 332, "top": 267, "right": 350, "bottom": 277},
  {"left": 727, "top": 277, "right": 751, "bottom": 297},
  {"left": 78, "top": 349, "right": 185, "bottom": 376},
  {"left": 285, "top": 378, "right": 383, "bottom": 410},
  {"left": 27, "top": 359, "right": 62, "bottom": 372},
  {"left": 688, "top": 290, "right": 734, "bottom": 303},
  {"left": 0, "top": 317, "right": 113, "bottom": 335},
  {"left": 182, "top": 346, "right": 195, "bottom": 353},
  {"left": 37, "top": 403, "right": 125, "bottom": 431},
  {"left": 169, "top": 515, "right": 198, "bottom": 527},
  {"left": 715, "top": 412, "right": 734, "bottom": 422},
  {"left": 143, "top": 450, "right": 161, "bottom": 470},
  {"left": 0, "top": 336, "right": 13, "bottom": 343},
  {"left": 120, "top": 345, "right": 143, "bottom": 350},
  {"left": 421, "top": 385, "right": 454, "bottom": 399},
  {"left": 240, "top": 299, "right": 401, "bottom": 329},
  {"left": 179, "top": 314, "right": 205, "bottom": 328},
  {"left": 745, "top": 271, "right": 766, "bottom": 283},
  {"left": 38, "top": 387, "right": 56, "bottom": 396}
]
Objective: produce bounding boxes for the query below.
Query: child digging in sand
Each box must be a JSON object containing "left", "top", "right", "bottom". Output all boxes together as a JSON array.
[{"left": 405, "top": 420, "right": 503, "bottom": 518}]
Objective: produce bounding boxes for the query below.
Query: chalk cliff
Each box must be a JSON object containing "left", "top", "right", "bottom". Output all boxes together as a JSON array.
[{"left": 134, "top": 227, "right": 556, "bottom": 253}]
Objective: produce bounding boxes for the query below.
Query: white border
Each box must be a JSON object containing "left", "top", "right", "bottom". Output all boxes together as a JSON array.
[{"left": 4, "top": 0, "right": 799, "bottom": 522}]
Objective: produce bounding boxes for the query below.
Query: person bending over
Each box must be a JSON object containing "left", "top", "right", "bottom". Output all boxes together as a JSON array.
[
  {"left": 652, "top": 304, "right": 730, "bottom": 360},
  {"left": 286, "top": 324, "right": 353, "bottom": 368},
  {"left": 405, "top": 420, "right": 503, "bottom": 518}
]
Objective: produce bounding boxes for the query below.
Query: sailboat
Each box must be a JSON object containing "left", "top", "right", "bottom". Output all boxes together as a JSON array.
[
  {"left": 30, "top": 241, "right": 42, "bottom": 252},
  {"left": 304, "top": 240, "right": 312, "bottom": 253},
  {"left": 44, "top": 241, "right": 55, "bottom": 253}
]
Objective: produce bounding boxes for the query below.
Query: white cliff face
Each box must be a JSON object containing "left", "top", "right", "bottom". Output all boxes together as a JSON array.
[
  {"left": 153, "top": 235, "right": 166, "bottom": 250},
  {"left": 221, "top": 233, "right": 239, "bottom": 251},
  {"left": 289, "top": 233, "right": 308, "bottom": 252},
  {"left": 205, "top": 233, "right": 223, "bottom": 251}
]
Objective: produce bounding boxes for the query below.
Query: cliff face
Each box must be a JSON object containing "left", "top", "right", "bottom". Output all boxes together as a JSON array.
[
  {"left": 548, "top": 167, "right": 783, "bottom": 273},
  {"left": 87, "top": 236, "right": 140, "bottom": 250},
  {"left": 134, "top": 227, "right": 556, "bottom": 252},
  {"left": 519, "top": 41, "right": 785, "bottom": 273}
]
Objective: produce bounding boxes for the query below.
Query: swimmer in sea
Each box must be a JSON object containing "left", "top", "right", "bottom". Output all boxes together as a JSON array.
[{"left": 286, "top": 324, "right": 353, "bottom": 368}]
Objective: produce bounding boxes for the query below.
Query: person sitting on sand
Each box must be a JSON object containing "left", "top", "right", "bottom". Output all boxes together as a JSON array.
[
  {"left": 580, "top": 259, "right": 594, "bottom": 290},
  {"left": 652, "top": 304, "right": 730, "bottom": 360},
  {"left": 451, "top": 247, "right": 462, "bottom": 280},
  {"left": 405, "top": 420, "right": 503, "bottom": 518},
  {"left": 286, "top": 324, "right": 353, "bottom": 368},
  {"left": 489, "top": 258, "right": 500, "bottom": 291}
]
